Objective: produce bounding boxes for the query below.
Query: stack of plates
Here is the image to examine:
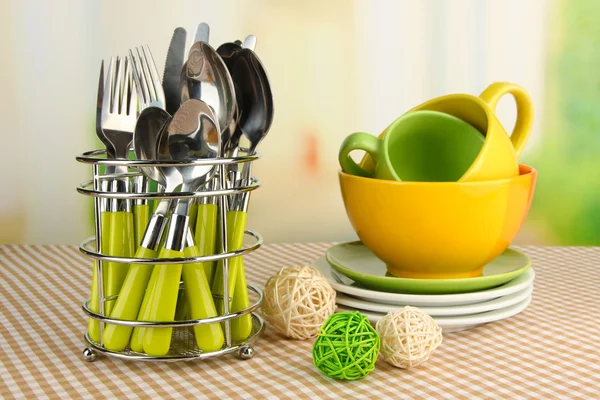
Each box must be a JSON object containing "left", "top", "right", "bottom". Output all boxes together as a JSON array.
[{"left": 313, "top": 242, "right": 535, "bottom": 333}]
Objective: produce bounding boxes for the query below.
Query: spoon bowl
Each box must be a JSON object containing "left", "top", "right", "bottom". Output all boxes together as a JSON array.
[
  {"left": 133, "top": 107, "right": 172, "bottom": 186},
  {"left": 233, "top": 48, "right": 274, "bottom": 155},
  {"left": 182, "top": 41, "right": 236, "bottom": 136},
  {"left": 158, "top": 99, "right": 221, "bottom": 203}
]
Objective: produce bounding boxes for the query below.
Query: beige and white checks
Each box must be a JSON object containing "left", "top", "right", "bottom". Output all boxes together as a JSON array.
[{"left": 1, "top": 244, "right": 599, "bottom": 399}]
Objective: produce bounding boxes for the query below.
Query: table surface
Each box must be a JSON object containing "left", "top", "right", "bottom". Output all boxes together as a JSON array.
[{"left": 1, "top": 243, "right": 599, "bottom": 399}]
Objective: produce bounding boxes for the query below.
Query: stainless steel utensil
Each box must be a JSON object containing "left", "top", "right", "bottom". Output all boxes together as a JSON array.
[
  {"left": 100, "top": 57, "right": 137, "bottom": 172},
  {"left": 98, "top": 56, "right": 138, "bottom": 317},
  {"left": 130, "top": 44, "right": 168, "bottom": 248},
  {"left": 163, "top": 28, "right": 187, "bottom": 115},
  {"left": 101, "top": 106, "right": 172, "bottom": 352},
  {"left": 142, "top": 99, "right": 221, "bottom": 356},
  {"left": 181, "top": 41, "right": 236, "bottom": 134},
  {"left": 130, "top": 46, "right": 166, "bottom": 109},
  {"left": 194, "top": 22, "right": 210, "bottom": 44},
  {"left": 103, "top": 45, "right": 175, "bottom": 352},
  {"left": 212, "top": 46, "right": 274, "bottom": 342}
]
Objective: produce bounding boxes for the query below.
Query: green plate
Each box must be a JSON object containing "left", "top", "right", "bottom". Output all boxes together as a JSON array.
[{"left": 325, "top": 242, "right": 531, "bottom": 294}]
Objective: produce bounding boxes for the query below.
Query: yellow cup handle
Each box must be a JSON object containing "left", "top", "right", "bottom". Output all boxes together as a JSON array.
[{"left": 479, "top": 82, "right": 534, "bottom": 157}]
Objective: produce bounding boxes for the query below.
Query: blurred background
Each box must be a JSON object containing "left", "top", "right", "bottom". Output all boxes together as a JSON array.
[{"left": 0, "top": 0, "right": 597, "bottom": 246}]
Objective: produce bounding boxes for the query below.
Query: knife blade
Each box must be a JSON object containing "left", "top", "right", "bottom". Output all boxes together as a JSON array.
[
  {"left": 163, "top": 27, "right": 187, "bottom": 115},
  {"left": 242, "top": 35, "right": 257, "bottom": 51},
  {"left": 194, "top": 22, "right": 210, "bottom": 44}
]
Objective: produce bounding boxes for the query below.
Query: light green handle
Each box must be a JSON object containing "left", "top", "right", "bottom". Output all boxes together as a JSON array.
[
  {"left": 105, "top": 211, "right": 135, "bottom": 315},
  {"left": 129, "top": 267, "right": 159, "bottom": 353},
  {"left": 101, "top": 246, "right": 157, "bottom": 352},
  {"left": 174, "top": 290, "right": 188, "bottom": 320},
  {"left": 211, "top": 210, "right": 247, "bottom": 316},
  {"left": 87, "top": 212, "right": 111, "bottom": 343},
  {"left": 188, "top": 201, "right": 198, "bottom": 233},
  {"left": 230, "top": 256, "right": 252, "bottom": 342},
  {"left": 142, "top": 248, "right": 184, "bottom": 356},
  {"left": 195, "top": 203, "right": 218, "bottom": 285},
  {"left": 182, "top": 245, "right": 224, "bottom": 352},
  {"left": 338, "top": 132, "right": 381, "bottom": 177},
  {"left": 133, "top": 204, "right": 150, "bottom": 251}
]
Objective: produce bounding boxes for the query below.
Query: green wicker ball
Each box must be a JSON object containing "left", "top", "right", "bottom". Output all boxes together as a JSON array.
[{"left": 312, "top": 311, "right": 380, "bottom": 380}]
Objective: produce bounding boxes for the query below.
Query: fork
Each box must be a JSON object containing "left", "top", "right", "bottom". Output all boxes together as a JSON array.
[
  {"left": 101, "top": 56, "right": 138, "bottom": 173},
  {"left": 128, "top": 46, "right": 167, "bottom": 249},
  {"left": 129, "top": 45, "right": 166, "bottom": 109},
  {"left": 125, "top": 44, "right": 173, "bottom": 352},
  {"left": 100, "top": 56, "right": 137, "bottom": 315},
  {"left": 127, "top": 44, "right": 225, "bottom": 356}
]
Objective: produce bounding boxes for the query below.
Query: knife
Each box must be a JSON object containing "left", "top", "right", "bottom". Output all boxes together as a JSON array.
[
  {"left": 163, "top": 27, "right": 187, "bottom": 116},
  {"left": 194, "top": 22, "right": 210, "bottom": 44}
]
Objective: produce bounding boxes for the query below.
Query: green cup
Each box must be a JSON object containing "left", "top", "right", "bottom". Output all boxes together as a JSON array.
[{"left": 338, "top": 110, "right": 485, "bottom": 182}]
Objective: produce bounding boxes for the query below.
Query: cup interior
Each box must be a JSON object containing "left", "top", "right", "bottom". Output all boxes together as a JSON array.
[{"left": 383, "top": 110, "right": 485, "bottom": 182}]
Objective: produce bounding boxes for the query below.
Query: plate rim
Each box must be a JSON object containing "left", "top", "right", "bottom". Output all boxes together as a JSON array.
[
  {"left": 312, "top": 255, "right": 536, "bottom": 306},
  {"left": 336, "top": 294, "right": 533, "bottom": 327},
  {"left": 335, "top": 283, "right": 534, "bottom": 316},
  {"left": 326, "top": 242, "right": 532, "bottom": 293}
]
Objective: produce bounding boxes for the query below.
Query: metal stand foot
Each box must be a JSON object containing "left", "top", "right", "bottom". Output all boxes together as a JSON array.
[
  {"left": 239, "top": 345, "right": 254, "bottom": 360},
  {"left": 83, "top": 347, "right": 98, "bottom": 362}
]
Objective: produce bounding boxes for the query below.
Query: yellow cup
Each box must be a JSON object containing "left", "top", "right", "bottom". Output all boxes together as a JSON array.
[
  {"left": 339, "top": 165, "right": 537, "bottom": 279},
  {"left": 360, "top": 82, "right": 534, "bottom": 182}
]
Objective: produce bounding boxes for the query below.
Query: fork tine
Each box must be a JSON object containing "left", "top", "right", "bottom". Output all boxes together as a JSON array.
[
  {"left": 129, "top": 49, "right": 148, "bottom": 106},
  {"left": 127, "top": 60, "right": 138, "bottom": 116},
  {"left": 137, "top": 47, "right": 156, "bottom": 103},
  {"left": 143, "top": 45, "right": 164, "bottom": 105},
  {"left": 103, "top": 57, "right": 114, "bottom": 115},
  {"left": 113, "top": 56, "right": 124, "bottom": 114},
  {"left": 119, "top": 57, "right": 130, "bottom": 115},
  {"left": 96, "top": 60, "right": 104, "bottom": 131}
]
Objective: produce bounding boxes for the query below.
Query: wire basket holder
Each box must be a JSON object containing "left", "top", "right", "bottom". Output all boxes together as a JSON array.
[{"left": 76, "top": 149, "right": 265, "bottom": 362}]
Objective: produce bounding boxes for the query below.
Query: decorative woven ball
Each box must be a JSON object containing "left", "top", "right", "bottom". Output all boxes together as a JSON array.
[
  {"left": 312, "top": 312, "right": 380, "bottom": 380},
  {"left": 261, "top": 265, "right": 336, "bottom": 340},
  {"left": 375, "top": 306, "right": 443, "bottom": 369}
]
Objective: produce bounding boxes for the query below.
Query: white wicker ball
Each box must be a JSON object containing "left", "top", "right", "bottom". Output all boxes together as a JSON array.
[
  {"left": 262, "top": 265, "right": 336, "bottom": 340},
  {"left": 376, "top": 306, "right": 443, "bottom": 369}
]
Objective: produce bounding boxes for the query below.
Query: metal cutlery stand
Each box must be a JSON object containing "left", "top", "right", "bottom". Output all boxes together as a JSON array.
[{"left": 76, "top": 149, "right": 264, "bottom": 362}]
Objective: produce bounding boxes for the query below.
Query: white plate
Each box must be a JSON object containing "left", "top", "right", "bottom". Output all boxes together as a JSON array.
[
  {"left": 336, "top": 295, "right": 533, "bottom": 333},
  {"left": 313, "top": 255, "right": 535, "bottom": 306},
  {"left": 336, "top": 283, "right": 534, "bottom": 316}
]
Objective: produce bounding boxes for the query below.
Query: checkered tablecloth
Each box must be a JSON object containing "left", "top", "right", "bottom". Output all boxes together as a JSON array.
[{"left": 1, "top": 244, "right": 599, "bottom": 399}]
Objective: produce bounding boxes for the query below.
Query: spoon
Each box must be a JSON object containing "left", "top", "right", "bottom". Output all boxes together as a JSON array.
[
  {"left": 180, "top": 39, "right": 236, "bottom": 241},
  {"left": 211, "top": 47, "right": 274, "bottom": 341},
  {"left": 216, "top": 35, "right": 257, "bottom": 157},
  {"left": 101, "top": 107, "right": 175, "bottom": 352},
  {"left": 234, "top": 48, "right": 274, "bottom": 166},
  {"left": 142, "top": 99, "right": 222, "bottom": 356},
  {"left": 181, "top": 41, "right": 236, "bottom": 134}
]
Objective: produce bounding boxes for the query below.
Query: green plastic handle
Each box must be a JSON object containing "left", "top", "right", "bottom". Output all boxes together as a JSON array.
[
  {"left": 182, "top": 245, "right": 224, "bottom": 352},
  {"left": 338, "top": 132, "right": 381, "bottom": 177},
  {"left": 101, "top": 246, "right": 157, "bottom": 352},
  {"left": 211, "top": 210, "right": 247, "bottom": 316},
  {"left": 133, "top": 205, "right": 150, "bottom": 251},
  {"left": 105, "top": 211, "right": 135, "bottom": 315},
  {"left": 142, "top": 247, "right": 184, "bottom": 356},
  {"left": 188, "top": 201, "right": 198, "bottom": 233},
  {"left": 194, "top": 203, "right": 218, "bottom": 285},
  {"left": 230, "top": 256, "right": 253, "bottom": 342},
  {"left": 129, "top": 267, "right": 159, "bottom": 353},
  {"left": 174, "top": 290, "right": 188, "bottom": 320},
  {"left": 87, "top": 212, "right": 111, "bottom": 343}
]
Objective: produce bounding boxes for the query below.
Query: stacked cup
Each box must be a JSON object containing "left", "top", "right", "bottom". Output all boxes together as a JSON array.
[{"left": 338, "top": 82, "right": 537, "bottom": 280}]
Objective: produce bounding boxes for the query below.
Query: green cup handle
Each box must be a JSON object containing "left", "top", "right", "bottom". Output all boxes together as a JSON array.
[{"left": 338, "top": 132, "right": 381, "bottom": 177}]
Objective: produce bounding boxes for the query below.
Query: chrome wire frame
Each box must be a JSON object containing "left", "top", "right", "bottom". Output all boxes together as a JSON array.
[{"left": 76, "top": 149, "right": 264, "bottom": 362}]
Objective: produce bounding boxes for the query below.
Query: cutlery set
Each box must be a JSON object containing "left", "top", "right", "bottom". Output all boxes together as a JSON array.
[{"left": 77, "top": 23, "right": 273, "bottom": 361}]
